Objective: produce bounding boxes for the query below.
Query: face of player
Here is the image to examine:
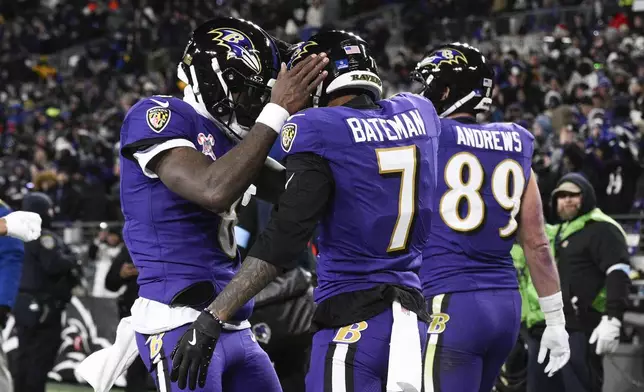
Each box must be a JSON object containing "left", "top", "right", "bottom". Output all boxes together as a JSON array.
[{"left": 556, "top": 192, "right": 582, "bottom": 221}]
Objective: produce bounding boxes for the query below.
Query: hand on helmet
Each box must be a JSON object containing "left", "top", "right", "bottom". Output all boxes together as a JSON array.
[{"left": 270, "top": 53, "right": 329, "bottom": 115}]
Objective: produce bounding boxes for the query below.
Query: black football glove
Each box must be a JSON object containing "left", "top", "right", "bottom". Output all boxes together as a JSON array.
[{"left": 170, "top": 311, "right": 222, "bottom": 390}]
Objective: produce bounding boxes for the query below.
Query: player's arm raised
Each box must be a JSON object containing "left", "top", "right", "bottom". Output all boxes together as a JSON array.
[
  {"left": 518, "top": 170, "right": 570, "bottom": 376},
  {"left": 150, "top": 55, "right": 329, "bottom": 213}
]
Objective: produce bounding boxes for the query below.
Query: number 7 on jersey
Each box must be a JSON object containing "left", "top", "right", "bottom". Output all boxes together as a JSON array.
[{"left": 376, "top": 145, "right": 418, "bottom": 252}]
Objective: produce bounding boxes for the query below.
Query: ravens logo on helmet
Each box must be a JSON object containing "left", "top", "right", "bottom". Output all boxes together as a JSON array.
[{"left": 411, "top": 42, "right": 495, "bottom": 117}]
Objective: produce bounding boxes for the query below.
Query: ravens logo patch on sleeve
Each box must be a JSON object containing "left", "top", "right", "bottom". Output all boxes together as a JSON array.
[
  {"left": 146, "top": 106, "right": 171, "bottom": 133},
  {"left": 281, "top": 123, "right": 297, "bottom": 153}
]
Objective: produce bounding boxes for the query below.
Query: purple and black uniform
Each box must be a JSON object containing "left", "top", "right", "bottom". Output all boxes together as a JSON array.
[
  {"left": 250, "top": 93, "right": 440, "bottom": 392},
  {"left": 420, "top": 116, "right": 535, "bottom": 392},
  {"left": 120, "top": 96, "right": 279, "bottom": 392}
]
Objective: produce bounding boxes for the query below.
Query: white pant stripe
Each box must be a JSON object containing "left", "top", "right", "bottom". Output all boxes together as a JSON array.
[
  {"left": 331, "top": 343, "right": 349, "bottom": 392},
  {"left": 156, "top": 356, "right": 168, "bottom": 392}
]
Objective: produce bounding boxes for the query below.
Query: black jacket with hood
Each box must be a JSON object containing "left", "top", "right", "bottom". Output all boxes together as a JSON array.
[{"left": 551, "top": 173, "right": 631, "bottom": 332}]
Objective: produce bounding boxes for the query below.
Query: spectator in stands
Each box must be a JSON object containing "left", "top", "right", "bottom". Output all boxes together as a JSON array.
[
  {"left": 0, "top": 163, "right": 30, "bottom": 211},
  {"left": 33, "top": 170, "right": 57, "bottom": 194},
  {"left": 88, "top": 224, "right": 123, "bottom": 298},
  {"left": 104, "top": 246, "right": 151, "bottom": 392},
  {"left": 305, "top": 0, "right": 324, "bottom": 29},
  {"left": 32, "top": 168, "right": 83, "bottom": 222}
]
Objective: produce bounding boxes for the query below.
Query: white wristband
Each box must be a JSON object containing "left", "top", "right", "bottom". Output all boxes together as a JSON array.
[
  {"left": 544, "top": 308, "right": 566, "bottom": 326},
  {"left": 255, "top": 103, "right": 290, "bottom": 134},
  {"left": 539, "top": 291, "right": 566, "bottom": 326},
  {"left": 538, "top": 291, "right": 564, "bottom": 313}
]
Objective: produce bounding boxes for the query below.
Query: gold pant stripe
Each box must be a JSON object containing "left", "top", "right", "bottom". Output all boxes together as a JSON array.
[{"left": 423, "top": 294, "right": 445, "bottom": 392}]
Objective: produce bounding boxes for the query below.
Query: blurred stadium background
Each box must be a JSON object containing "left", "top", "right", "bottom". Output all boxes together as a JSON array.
[{"left": 3, "top": 0, "right": 644, "bottom": 391}]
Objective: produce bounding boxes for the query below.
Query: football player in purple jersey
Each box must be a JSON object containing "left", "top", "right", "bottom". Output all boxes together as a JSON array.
[
  {"left": 117, "top": 16, "right": 328, "bottom": 392},
  {"left": 172, "top": 30, "right": 443, "bottom": 392},
  {"left": 411, "top": 42, "right": 571, "bottom": 392}
]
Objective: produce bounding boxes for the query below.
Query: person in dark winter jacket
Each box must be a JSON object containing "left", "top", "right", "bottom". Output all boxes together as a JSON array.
[
  {"left": 526, "top": 172, "right": 632, "bottom": 392},
  {"left": 10, "top": 192, "right": 81, "bottom": 392}
]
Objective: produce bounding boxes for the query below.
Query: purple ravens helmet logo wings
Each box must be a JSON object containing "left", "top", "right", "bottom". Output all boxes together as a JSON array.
[
  {"left": 287, "top": 41, "right": 318, "bottom": 69},
  {"left": 207, "top": 28, "right": 262, "bottom": 74},
  {"left": 418, "top": 48, "right": 468, "bottom": 69}
]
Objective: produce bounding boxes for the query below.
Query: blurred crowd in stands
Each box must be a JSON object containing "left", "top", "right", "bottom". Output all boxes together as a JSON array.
[{"left": 2, "top": 0, "right": 644, "bottom": 227}]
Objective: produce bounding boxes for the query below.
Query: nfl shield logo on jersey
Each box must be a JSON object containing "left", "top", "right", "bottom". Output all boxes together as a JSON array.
[
  {"left": 198, "top": 132, "right": 217, "bottom": 160},
  {"left": 146, "top": 106, "right": 171, "bottom": 133},
  {"left": 281, "top": 123, "right": 297, "bottom": 153}
]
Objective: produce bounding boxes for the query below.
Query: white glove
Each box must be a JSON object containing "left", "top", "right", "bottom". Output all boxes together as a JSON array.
[
  {"left": 539, "top": 323, "right": 571, "bottom": 377},
  {"left": 538, "top": 292, "right": 571, "bottom": 377},
  {"left": 3, "top": 211, "right": 42, "bottom": 242},
  {"left": 589, "top": 315, "right": 621, "bottom": 355}
]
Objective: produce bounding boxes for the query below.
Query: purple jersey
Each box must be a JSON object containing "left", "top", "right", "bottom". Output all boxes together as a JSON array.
[
  {"left": 421, "top": 118, "right": 534, "bottom": 297},
  {"left": 280, "top": 93, "right": 440, "bottom": 302},
  {"left": 119, "top": 96, "right": 252, "bottom": 320}
]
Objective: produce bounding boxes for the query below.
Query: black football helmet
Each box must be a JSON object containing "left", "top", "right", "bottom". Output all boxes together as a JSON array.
[
  {"left": 271, "top": 35, "right": 298, "bottom": 61},
  {"left": 287, "top": 30, "right": 382, "bottom": 107},
  {"left": 178, "top": 17, "right": 281, "bottom": 141},
  {"left": 410, "top": 42, "right": 495, "bottom": 117}
]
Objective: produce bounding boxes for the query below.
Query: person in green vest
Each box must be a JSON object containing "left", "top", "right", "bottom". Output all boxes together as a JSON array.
[{"left": 513, "top": 172, "right": 632, "bottom": 392}]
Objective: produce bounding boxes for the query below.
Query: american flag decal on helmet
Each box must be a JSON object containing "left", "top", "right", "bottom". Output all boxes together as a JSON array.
[{"left": 343, "top": 45, "right": 361, "bottom": 55}]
